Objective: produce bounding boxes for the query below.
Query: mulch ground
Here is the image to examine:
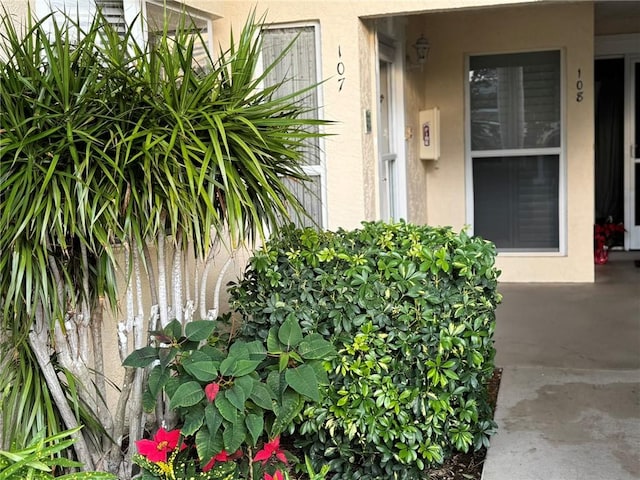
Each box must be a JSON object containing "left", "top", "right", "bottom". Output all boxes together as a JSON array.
[{"left": 427, "top": 367, "right": 502, "bottom": 480}]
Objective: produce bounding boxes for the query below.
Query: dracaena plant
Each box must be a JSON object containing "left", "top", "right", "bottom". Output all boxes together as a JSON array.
[
  {"left": 1, "top": 3, "right": 330, "bottom": 476},
  {"left": 0, "top": 427, "right": 115, "bottom": 480},
  {"left": 123, "top": 317, "right": 336, "bottom": 479}
]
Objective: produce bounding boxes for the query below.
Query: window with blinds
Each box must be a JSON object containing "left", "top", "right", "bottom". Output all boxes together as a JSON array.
[
  {"left": 37, "top": 0, "right": 212, "bottom": 62},
  {"left": 469, "top": 50, "right": 562, "bottom": 251},
  {"left": 261, "top": 26, "right": 325, "bottom": 229},
  {"left": 146, "top": 1, "right": 212, "bottom": 70},
  {"left": 37, "top": 0, "right": 126, "bottom": 35},
  {"left": 96, "top": 0, "right": 126, "bottom": 34}
]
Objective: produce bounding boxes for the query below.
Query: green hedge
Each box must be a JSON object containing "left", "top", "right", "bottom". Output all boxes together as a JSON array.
[{"left": 229, "top": 221, "right": 501, "bottom": 479}]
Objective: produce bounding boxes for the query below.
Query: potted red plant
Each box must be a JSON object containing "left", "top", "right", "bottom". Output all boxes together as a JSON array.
[{"left": 594, "top": 220, "right": 625, "bottom": 264}]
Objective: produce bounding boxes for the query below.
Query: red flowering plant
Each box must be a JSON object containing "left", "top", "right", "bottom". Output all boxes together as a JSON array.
[
  {"left": 594, "top": 221, "right": 625, "bottom": 251},
  {"left": 124, "top": 316, "right": 336, "bottom": 479},
  {"left": 132, "top": 427, "right": 192, "bottom": 479}
]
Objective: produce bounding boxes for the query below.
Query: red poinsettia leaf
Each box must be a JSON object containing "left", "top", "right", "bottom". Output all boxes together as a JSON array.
[
  {"left": 202, "top": 456, "right": 216, "bottom": 472},
  {"left": 254, "top": 437, "right": 287, "bottom": 465},
  {"left": 265, "top": 470, "right": 284, "bottom": 480},
  {"left": 156, "top": 427, "right": 181, "bottom": 450},
  {"left": 205, "top": 382, "right": 220, "bottom": 402},
  {"left": 254, "top": 447, "right": 272, "bottom": 463},
  {"left": 136, "top": 439, "right": 168, "bottom": 463}
]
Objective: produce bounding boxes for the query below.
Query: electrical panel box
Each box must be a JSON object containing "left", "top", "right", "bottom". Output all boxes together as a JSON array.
[{"left": 419, "top": 108, "right": 440, "bottom": 160}]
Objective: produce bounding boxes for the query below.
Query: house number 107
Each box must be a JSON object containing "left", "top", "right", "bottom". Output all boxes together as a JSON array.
[{"left": 337, "top": 45, "right": 345, "bottom": 91}]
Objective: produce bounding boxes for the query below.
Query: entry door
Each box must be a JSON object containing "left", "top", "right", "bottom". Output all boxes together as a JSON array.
[
  {"left": 378, "top": 57, "right": 396, "bottom": 220},
  {"left": 629, "top": 57, "right": 640, "bottom": 249}
]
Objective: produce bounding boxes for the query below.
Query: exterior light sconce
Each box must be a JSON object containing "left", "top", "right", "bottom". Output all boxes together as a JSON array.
[{"left": 407, "top": 34, "right": 430, "bottom": 71}]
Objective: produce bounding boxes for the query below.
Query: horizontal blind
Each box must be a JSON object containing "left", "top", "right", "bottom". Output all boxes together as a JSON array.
[
  {"left": 283, "top": 175, "right": 322, "bottom": 228},
  {"left": 96, "top": 0, "right": 126, "bottom": 34},
  {"left": 262, "top": 27, "right": 320, "bottom": 166},
  {"left": 262, "top": 26, "right": 324, "bottom": 228},
  {"left": 41, "top": 0, "right": 125, "bottom": 34},
  {"left": 473, "top": 155, "right": 559, "bottom": 250}
]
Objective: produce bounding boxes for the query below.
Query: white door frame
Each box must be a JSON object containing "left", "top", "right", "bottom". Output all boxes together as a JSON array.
[
  {"left": 596, "top": 34, "right": 640, "bottom": 250},
  {"left": 376, "top": 33, "right": 407, "bottom": 221},
  {"left": 626, "top": 54, "right": 640, "bottom": 249}
]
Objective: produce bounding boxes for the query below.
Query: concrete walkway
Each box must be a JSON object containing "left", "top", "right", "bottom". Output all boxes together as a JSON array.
[{"left": 482, "top": 251, "right": 640, "bottom": 480}]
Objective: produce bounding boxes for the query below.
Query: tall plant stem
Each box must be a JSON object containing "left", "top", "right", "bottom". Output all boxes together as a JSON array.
[
  {"left": 211, "top": 253, "right": 235, "bottom": 319},
  {"left": 91, "top": 297, "right": 113, "bottom": 454},
  {"left": 157, "top": 224, "right": 169, "bottom": 327},
  {"left": 199, "top": 244, "right": 218, "bottom": 319},
  {"left": 28, "top": 307, "right": 95, "bottom": 470},
  {"left": 172, "top": 236, "right": 183, "bottom": 324}
]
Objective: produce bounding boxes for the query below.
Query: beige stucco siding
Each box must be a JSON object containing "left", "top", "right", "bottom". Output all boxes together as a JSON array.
[
  {"left": 405, "top": 3, "right": 595, "bottom": 281},
  {"left": 197, "top": 0, "right": 550, "bottom": 233},
  {"left": 2, "top": 0, "right": 598, "bottom": 284},
  {"left": 204, "top": 2, "right": 374, "bottom": 231},
  {"left": 206, "top": 1, "right": 596, "bottom": 282}
]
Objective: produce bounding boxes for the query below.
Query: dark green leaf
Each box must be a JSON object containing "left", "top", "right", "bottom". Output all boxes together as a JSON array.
[
  {"left": 205, "top": 402, "right": 224, "bottom": 438},
  {"left": 185, "top": 320, "right": 216, "bottom": 341},
  {"left": 278, "top": 316, "right": 303, "bottom": 348},
  {"left": 285, "top": 364, "right": 319, "bottom": 402},
  {"left": 297, "top": 333, "right": 337, "bottom": 360},
  {"left": 220, "top": 348, "right": 262, "bottom": 377},
  {"left": 147, "top": 365, "right": 170, "bottom": 397},
  {"left": 215, "top": 393, "right": 238, "bottom": 423},
  {"left": 267, "top": 326, "right": 282, "bottom": 352},
  {"left": 183, "top": 361, "right": 218, "bottom": 382},
  {"left": 122, "top": 347, "right": 158, "bottom": 368},
  {"left": 249, "top": 382, "right": 275, "bottom": 411},
  {"left": 169, "top": 381, "right": 205, "bottom": 409},
  {"left": 164, "top": 320, "right": 183, "bottom": 340},
  {"left": 245, "top": 413, "right": 264, "bottom": 446},
  {"left": 182, "top": 406, "right": 205, "bottom": 436},
  {"left": 271, "top": 389, "right": 304, "bottom": 437},
  {"left": 196, "top": 427, "right": 224, "bottom": 468},
  {"left": 222, "top": 420, "right": 247, "bottom": 453}
]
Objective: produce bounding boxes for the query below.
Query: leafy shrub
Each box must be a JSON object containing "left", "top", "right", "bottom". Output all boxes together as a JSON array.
[
  {"left": 124, "top": 318, "right": 335, "bottom": 479},
  {"left": 229, "top": 221, "right": 501, "bottom": 479}
]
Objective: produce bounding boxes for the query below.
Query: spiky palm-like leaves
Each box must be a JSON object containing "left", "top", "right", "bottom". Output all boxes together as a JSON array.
[{"left": 0, "top": 7, "right": 327, "bottom": 476}]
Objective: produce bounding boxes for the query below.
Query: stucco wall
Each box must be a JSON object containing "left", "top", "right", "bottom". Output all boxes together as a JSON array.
[
  {"left": 1, "top": 0, "right": 27, "bottom": 20},
  {"left": 204, "top": 2, "right": 373, "bottom": 231},
  {"left": 5, "top": 0, "right": 594, "bottom": 281},
  {"left": 205, "top": 1, "right": 595, "bottom": 282},
  {"left": 405, "top": 2, "right": 595, "bottom": 282},
  {"left": 199, "top": 0, "right": 543, "bottom": 232},
  {"left": 403, "top": 31, "right": 430, "bottom": 226}
]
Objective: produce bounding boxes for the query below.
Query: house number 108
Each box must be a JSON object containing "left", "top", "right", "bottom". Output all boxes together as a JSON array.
[{"left": 576, "top": 68, "right": 584, "bottom": 102}]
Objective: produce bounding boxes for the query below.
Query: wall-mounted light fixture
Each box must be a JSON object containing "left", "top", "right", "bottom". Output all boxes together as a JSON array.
[
  {"left": 414, "top": 34, "right": 430, "bottom": 64},
  {"left": 407, "top": 34, "right": 430, "bottom": 70}
]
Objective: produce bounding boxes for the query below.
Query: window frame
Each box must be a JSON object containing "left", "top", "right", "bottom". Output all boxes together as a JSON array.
[
  {"left": 259, "top": 21, "right": 327, "bottom": 229},
  {"left": 143, "top": 0, "right": 214, "bottom": 64},
  {"left": 36, "top": 0, "right": 214, "bottom": 53},
  {"left": 465, "top": 48, "right": 567, "bottom": 255}
]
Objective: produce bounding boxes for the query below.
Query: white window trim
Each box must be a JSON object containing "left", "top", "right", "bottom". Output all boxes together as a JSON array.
[
  {"left": 464, "top": 49, "right": 567, "bottom": 256},
  {"left": 259, "top": 21, "right": 328, "bottom": 229},
  {"left": 142, "top": 0, "right": 215, "bottom": 59}
]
